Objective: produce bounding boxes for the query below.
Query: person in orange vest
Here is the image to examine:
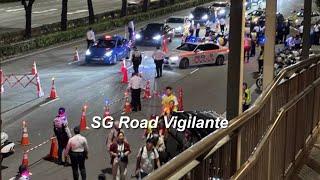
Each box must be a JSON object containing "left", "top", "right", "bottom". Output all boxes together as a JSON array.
[{"left": 161, "top": 87, "right": 178, "bottom": 112}]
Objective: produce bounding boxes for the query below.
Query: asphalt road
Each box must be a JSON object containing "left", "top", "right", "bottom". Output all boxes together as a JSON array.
[
  {"left": 0, "top": 0, "right": 308, "bottom": 179},
  {"left": 0, "top": 0, "right": 122, "bottom": 32}
]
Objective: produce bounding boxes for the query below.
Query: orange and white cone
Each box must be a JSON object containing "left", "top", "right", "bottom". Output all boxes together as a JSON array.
[
  {"left": 73, "top": 47, "right": 80, "bottom": 61},
  {"left": 123, "top": 90, "right": 131, "bottom": 113},
  {"left": 21, "top": 152, "right": 29, "bottom": 166},
  {"left": 104, "top": 105, "right": 111, "bottom": 118},
  {"left": 35, "top": 64, "right": 44, "bottom": 97},
  {"left": 44, "top": 137, "right": 58, "bottom": 162},
  {"left": 49, "top": 77, "right": 58, "bottom": 99},
  {"left": 80, "top": 105, "right": 89, "bottom": 131},
  {"left": 21, "top": 121, "right": 31, "bottom": 146},
  {"left": 121, "top": 67, "right": 129, "bottom": 84},
  {"left": 0, "top": 69, "right": 4, "bottom": 94},
  {"left": 143, "top": 80, "right": 152, "bottom": 99},
  {"left": 31, "top": 61, "right": 37, "bottom": 75}
]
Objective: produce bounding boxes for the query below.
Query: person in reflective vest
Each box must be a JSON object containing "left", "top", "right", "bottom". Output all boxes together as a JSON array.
[{"left": 242, "top": 82, "right": 251, "bottom": 112}]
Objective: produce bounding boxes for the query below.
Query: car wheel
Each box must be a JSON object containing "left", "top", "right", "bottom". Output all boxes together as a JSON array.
[
  {"left": 179, "top": 58, "right": 189, "bottom": 69},
  {"left": 216, "top": 55, "right": 225, "bottom": 65}
]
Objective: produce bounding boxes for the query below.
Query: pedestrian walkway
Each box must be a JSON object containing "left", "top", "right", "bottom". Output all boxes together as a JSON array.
[{"left": 292, "top": 134, "right": 320, "bottom": 180}]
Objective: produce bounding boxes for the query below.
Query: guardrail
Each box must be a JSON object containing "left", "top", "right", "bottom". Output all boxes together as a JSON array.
[{"left": 147, "top": 55, "right": 320, "bottom": 180}]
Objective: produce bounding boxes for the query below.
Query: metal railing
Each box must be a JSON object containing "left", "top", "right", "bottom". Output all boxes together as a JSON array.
[{"left": 147, "top": 55, "right": 320, "bottom": 180}]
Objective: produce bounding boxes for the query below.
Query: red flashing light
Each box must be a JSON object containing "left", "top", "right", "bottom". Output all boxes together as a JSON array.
[{"left": 105, "top": 35, "right": 112, "bottom": 40}]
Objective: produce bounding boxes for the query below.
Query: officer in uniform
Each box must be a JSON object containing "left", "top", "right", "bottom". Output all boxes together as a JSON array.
[
  {"left": 128, "top": 72, "right": 144, "bottom": 111},
  {"left": 152, "top": 46, "right": 166, "bottom": 78},
  {"left": 131, "top": 47, "right": 142, "bottom": 73},
  {"left": 65, "top": 126, "right": 89, "bottom": 180}
]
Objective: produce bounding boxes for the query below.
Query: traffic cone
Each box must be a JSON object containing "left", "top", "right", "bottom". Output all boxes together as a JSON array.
[
  {"left": 178, "top": 88, "right": 184, "bottom": 111},
  {"left": 35, "top": 68, "right": 44, "bottom": 98},
  {"left": 121, "top": 67, "right": 129, "bottom": 84},
  {"left": 143, "top": 80, "right": 152, "bottom": 99},
  {"left": 44, "top": 137, "right": 58, "bottom": 162},
  {"left": 31, "top": 61, "right": 37, "bottom": 75},
  {"left": 49, "top": 77, "right": 58, "bottom": 99},
  {"left": 119, "top": 60, "right": 125, "bottom": 73},
  {"left": 73, "top": 47, "right": 80, "bottom": 61},
  {"left": 20, "top": 121, "right": 31, "bottom": 146},
  {"left": 21, "top": 152, "right": 29, "bottom": 166},
  {"left": 0, "top": 69, "right": 4, "bottom": 94},
  {"left": 123, "top": 90, "right": 131, "bottom": 113},
  {"left": 104, "top": 105, "right": 111, "bottom": 118},
  {"left": 80, "top": 105, "right": 89, "bottom": 131}
]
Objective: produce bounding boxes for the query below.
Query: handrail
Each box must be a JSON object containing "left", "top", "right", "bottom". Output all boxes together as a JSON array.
[
  {"left": 147, "top": 55, "right": 320, "bottom": 179},
  {"left": 231, "top": 77, "right": 320, "bottom": 179}
]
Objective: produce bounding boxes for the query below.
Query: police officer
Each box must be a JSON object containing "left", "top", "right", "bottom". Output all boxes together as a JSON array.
[
  {"left": 152, "top": 46, "right": 166, "bottom": 78},
  {"left": 53, "top": 107, "right": 71, "bottom": 165},
  {"left": 65, "top": 126, "right": 89, "bottom": 180},
  {"left": 128, "top": 72, "right": 144, "bottom": 111},
  {"left": 132, "top": 47, "right": 142, "bottom": 73},
  {"left": 242, "top": 82, "right": 252, "bottom": 112},
  {"left": 86, "top": 27, "right": 95, "bottom": 49}
]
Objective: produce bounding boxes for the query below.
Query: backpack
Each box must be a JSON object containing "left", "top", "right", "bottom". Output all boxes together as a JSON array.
[{"left": 138, "top": 146, "right": 158, "bottom": 170}]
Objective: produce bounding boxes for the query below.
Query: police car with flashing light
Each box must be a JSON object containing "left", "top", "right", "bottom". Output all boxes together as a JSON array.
[
  {"left": 85, "top": 35, "right": 131, "bottom": 64},
  {"left": 167, "top": 42, "right": 229, "bottom": 69}
]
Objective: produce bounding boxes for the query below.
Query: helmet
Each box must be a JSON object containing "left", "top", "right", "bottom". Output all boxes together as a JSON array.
[{"left": 58, "top": 107, "right": 66, "bottom": 115}]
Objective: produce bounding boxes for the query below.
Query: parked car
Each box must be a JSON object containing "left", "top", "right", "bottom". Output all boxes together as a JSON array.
[
  {"left": 189, "top": 6, "right": 215, "bottom": 25},
  {"left": 135, "top": 23, "right": 174, "bottom": 46},
  {"left": 128, "top": 0, "right": 159, "bottom": 6},
  {"left": 165, "top": 16, "right": 185, "bottom": 36},
  {"left": 209, "top": 1, "right": 230, "bottom": 19}
]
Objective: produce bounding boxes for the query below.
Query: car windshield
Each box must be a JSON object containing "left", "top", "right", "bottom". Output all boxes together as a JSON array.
[
  {"left": 212, "top": 3, "right": 227, "bottom": 7},
  {"left": 177, "top": 43, "right": 197, "bottom": 51},
  {"left": 96, "top": 39, "right": 116, "bottom": 48},
  {"left": 145, "top": 24, "right": 162, "bottom": 32},
  {"left": 193, "top": 7, "right": 209, "bottom": 14},
  {"left": 167, "top": 18, "right": 184, "bottom": 23}
]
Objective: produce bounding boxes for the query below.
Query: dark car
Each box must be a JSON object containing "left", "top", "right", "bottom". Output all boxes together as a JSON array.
[
  {"left": 210, "top": 1, "right": 230, "bottom": 19},
  {"left": 189, "top": 6, "right": 215, "bottom": 25},
  {"left": 85, "top": 35, "right": 130, "bottom": 64},
  {"left": 135, "top": 23, "right": 174, "bottom": 46}
]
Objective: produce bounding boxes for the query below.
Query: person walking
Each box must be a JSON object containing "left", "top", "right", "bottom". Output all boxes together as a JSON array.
[
  {"left": 128, "top": 72, "right": 144, "bottom": 112},
  {"left": 189, "top": 20, "right": 195, "bottom": 36},
  {"left": 314, "top": 22, "right": 320, "bottom": 45},
  {"left": 86, "top": 27, "right": 95, "bottom": 49},
  {"left": 135, "top": 139, "right": 161, "bottom": 179},
  {"left": 219, "top": 18, "right": 226, "bottom": 34},
  {"left": 195, "top": 22, "right": 201, "bottom": 37},
  {"left": 110, "top": 132, "right": 131, "bottom": 180},
  {"left": 242, "top": 82, "right": 251, "bottom": 112},
  {"left": 152, "top": 46, "right": 165, "bottom": 78},
  {"left": 161, "top": 86, "right": 178, "bottom": 112},
  {"left": 53, "top": 107, "right": 71, "bottom": 165},
  {"left": 65, "top": 126, "right": 89, "bottom": 180},
  {"left": 258, "top": 49, "right": 264, "bottom": 73},
  {"left": 128, "top": 19, "right": 135, "bottom": 42},
  {"left": 298, "top": 24, "right": 303, "bottom": 39},
  {"left": 132, "top": 47, "right": 142, "bottom": 73},
  {"left": 244, "top": 34, "right": 251, "bottom": 63}
]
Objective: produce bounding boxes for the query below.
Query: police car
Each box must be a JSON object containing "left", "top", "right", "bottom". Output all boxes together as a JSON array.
[
  {"left": 167, "top": 42, "right": 229, "bottom": 69},
  {"left": 85, "top": 35, "right": 130, "bottom": 64}
]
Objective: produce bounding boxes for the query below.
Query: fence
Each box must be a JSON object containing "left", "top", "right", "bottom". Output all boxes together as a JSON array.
[{"left": 147, "top": 55, "right": 320, "bottom": 180}]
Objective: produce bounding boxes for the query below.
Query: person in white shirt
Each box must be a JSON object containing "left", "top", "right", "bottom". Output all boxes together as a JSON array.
[
  {"left": 195, "top": 22, "right": 201, "bottom": 37},
  {"left": 128, "top": 19, "right": 135, "bottom": 41},
  {"left": 299, "top": 24, "right": 303, "bottom": 38},
  {"left": 86, "top": 27, "right": 95, "bottom": 49},
  {"left": 314, "top": 22, "right": 320, "bottom": 45},
  {"left": 128, "top": 72, "right": 144, "bottom": 111},
  {"left": 152, "top": 46, "right": 166, "bottom": 78},
  {"left": 65, "top": 126, "right": 89, "bottom": 180}
]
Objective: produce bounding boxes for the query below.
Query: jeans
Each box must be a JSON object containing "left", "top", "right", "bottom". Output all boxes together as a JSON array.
[
  {"left": 131, "top": 88, "right": 141, "bottom": 111},
  {"left": 195, "top": 29, "right": 200, "bottom": 37},
  {"left": 220, "top": 24, "right": 225, "bottom": 34},
  {"left": 133, "top": 63, "right": 139, "bottom": 73},
  {"left": 128, "top": 28, "right": 133, "bottom": 41},
  {"left": 154, "top": 60, "right": 164, "bottom": 77},
  {"left": 69, "top": 152, "right": 86, "bottom": 180},
  {"left": 57, "top": 138, "right": 64, "bottom": 163},
  {"left": 87, "top": 40, "right": 94, "bottom": 49}
]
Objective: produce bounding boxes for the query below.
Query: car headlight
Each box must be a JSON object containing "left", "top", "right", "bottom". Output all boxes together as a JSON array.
[
  {"left": 105, "top": 51, "right": 113, "bottom": 57},
  {"left": 189, "top": 14, "right": 194, "bottom": 19},
  {"left": 85, "top": 49, "right": 91, "bottom": 56},
  {"left": 175, "top": 26, "right": 182, "bottom": 31},
  {"left": 202, "top": 14, "right": 208, "bottom": 20},
  {"left": 218, "top": 9, "right": 226, "bottom": 15},
  {"left": 169, "top": 56, "right": 179, "bottom": 61},
  {"left": 135, "top": 33, "right": 141, "bottom": 39},
  {"left": 153, "top": 35, "right": 161, "bottom": 41}
]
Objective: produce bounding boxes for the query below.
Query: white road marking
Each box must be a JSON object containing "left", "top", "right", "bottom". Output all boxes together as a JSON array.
[
  {"left": 190, "top": 68, "right": 199, "bottom": 74},
  {"left": 33, "top": 9, "right": 57, "bottom": 14},
  {"left": 67, "top": 9, "right": 88, "bottom": 15},
  {"left": 39, "top": 98, "right": 60, "bottom": 107},
  {"left": 6, "top": 8, "right": 24, "bottom": 12}
]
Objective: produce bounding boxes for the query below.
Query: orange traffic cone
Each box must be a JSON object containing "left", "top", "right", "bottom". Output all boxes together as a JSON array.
[
  {"left": 104, "top": 105, "right": 111, "bottom": 118},
  {"left": 123, "top": 90, "right": 131, "bottom": 113},
  {"left": 31, "top": 61, "right": 37, "bottom": 75},
  {"left": 178, "top": 88, "right": 183, "bottom": 111},
  {"left": 162, "top": 36, "right": 169, "bottom": 54},
  {"left": 73, "top": 47, "right": 80, "bottom": 61},
  {"left": 119, "top": 61, "right": 125, "bottom": 73},
  {"left": 21, "top": 152, "right": 29, "bottom": 166},
  {"left": 49, "top": 77, "right": 58, "bottom": 99},
  {"left": 143, "top": 80, "right": 152, "bottom": 99},
  {"left": 80, "top": 105, "right": 89, "bottom": 131},
  {"left": 121, "top": 67, "right": 129, "bottom": 84},
  {"left": 20, "top": 121, "right": 31, "bottom": 146},
  {"left": 44, "top": 137, "right": 58, "bottom": 162}
]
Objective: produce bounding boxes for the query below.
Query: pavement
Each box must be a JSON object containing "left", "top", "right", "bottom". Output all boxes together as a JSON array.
[{"left": 0, "top": 0, "right": 310, "bottom": 179}]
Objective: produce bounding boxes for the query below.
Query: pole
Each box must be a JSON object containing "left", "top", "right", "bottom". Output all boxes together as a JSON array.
[
  {"left": 226, "top": 0, "right": 245, "bottom": 175},
  {"left": 263, "top": 0, "right": 277, "bottom": 89},
  {"left": 301, "top": 0, "right": 312, "bottom": 59}
]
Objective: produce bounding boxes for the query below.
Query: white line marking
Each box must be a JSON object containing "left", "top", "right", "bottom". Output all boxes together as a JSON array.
[
  {"left": 33, "top": 9, "right": 57, "bottom": 14},
  {"left": 40, "top": 98, "right": 60, "bottom": 107},
  {"left": 190, "top": 68, "right": 199, "bottom": 74},
  {"left": 67, "top": 9, "right": 88, "bottom": 15},
  {"left": 6, "top": 8, "right": 24, "bottom": 12},
  {"left": 68, "top": 60, "right": 81, "bottom": 65}
]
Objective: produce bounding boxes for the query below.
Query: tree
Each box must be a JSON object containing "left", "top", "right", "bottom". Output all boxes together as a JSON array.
[
  {"left": 87, "top": 0, "right": 95, "bottom": 24},
  {"left": 159, "top": 0, "right": 166, "bottom": 7},
  {"left": 120, "top": 0, "right": 127, "bottom": 17},
  {"left": 21, "top": 0, "right": 35, "bottom": 38},
  {"left": 61, "top": 0, "right": 68, "bottom": 31},
  {"left": 316, "top": 0, "right": 320, "bottom": 9},
  {"left": 142, "top": 0, "right": 149, "bottom": 12}
]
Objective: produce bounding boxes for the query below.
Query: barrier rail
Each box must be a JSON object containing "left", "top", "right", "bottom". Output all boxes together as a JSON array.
[{"left": 147, "top": 55, "right": 320, "bottom": 179}]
